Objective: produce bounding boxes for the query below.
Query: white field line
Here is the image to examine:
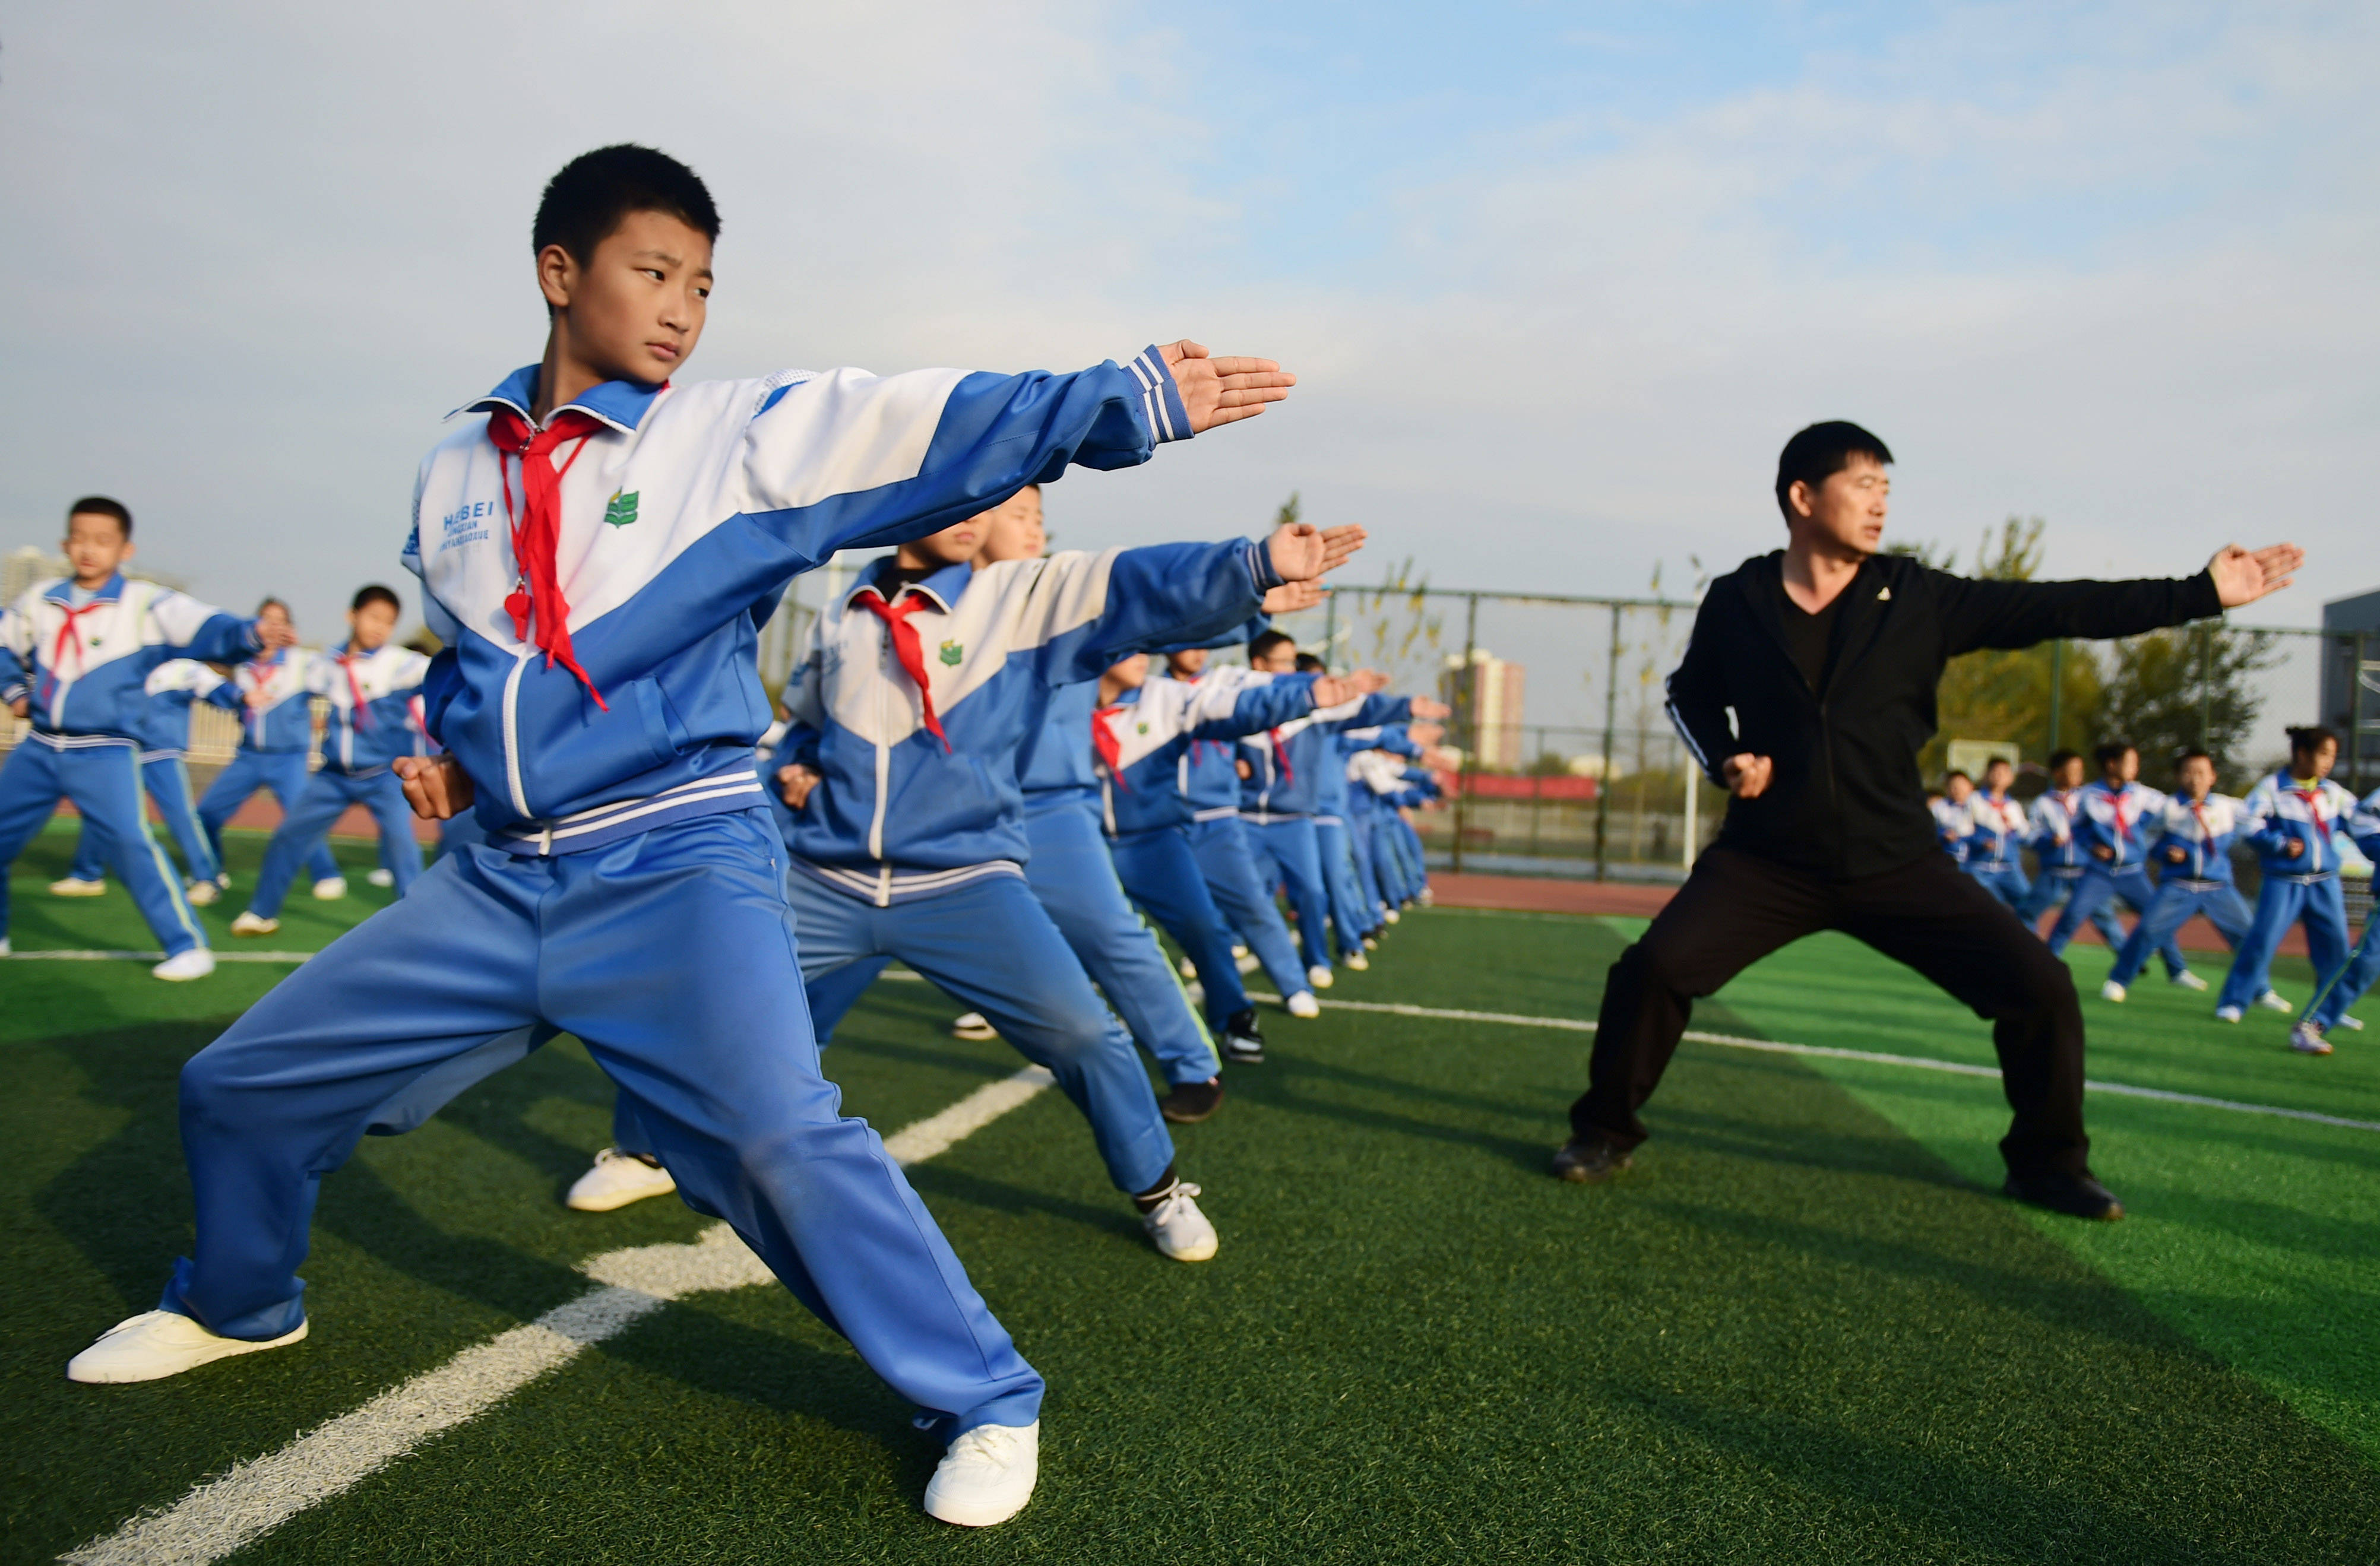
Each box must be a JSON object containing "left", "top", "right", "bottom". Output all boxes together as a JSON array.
[
  {"left": 5, "top": 949, "right": 316, "bottom": 963},
  {"left": 1252, "top": 994, "right": 2380, "bottom": 1136},
  {"left": 65, "top": 1064, "right": 1057, "bottom": 1566}
]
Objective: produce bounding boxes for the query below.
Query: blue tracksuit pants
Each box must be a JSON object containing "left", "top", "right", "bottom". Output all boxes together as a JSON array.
[
  {"left": 0, "top": 739, "right": 205, "bottom": 956},
  {"left": 198, "top": 749, "right": 340, "bottom": 885},
  {"left": 1110, "top": 824, "right": 1254, "bottom": 1031},
  {"left": 2020, "top": 866, "right": 2125, "bottom": 949},
  {"left": 2218, "top": 873, "right": 2351, "bottom": 1013},
  {"left": 1963, "top": 861, "right": 2030, "bottom": 911},
  {"left": 1391, "top": 816, "right": 1429, "bottom": 898},
  {"left": 1188, "top": 816, "right": 1311, "bottom": 1001},
  {"left": 2305, "top": 915, "right": 2380, "bottom": 1031},
  {"left": 1248, "top": 816, "right": 1334, "bottom": 974},
  {"left": 68, "top": 754, "right": 223, "bottom": 885},
  {"left": 2044, "top": 866, "right": 2187, "bottom": 976},
  {"left": 787, "top": 870, "right": 1176, "bottom": 1196},
  {"left": 2108, "top": 879, "right": 2253, "bottom": 987},
  {"left": 248, "top": 768, "right": 423, "bottom": 918},
  {"left": 1022, "top": 792, "right": 1218, "bottom": 1086},
  {"left": 166, "top": 809, "right": 1040, "bottom": 1432},
  {"left": 1315, "top": 819, "right": 1375, "bottom": 958}
]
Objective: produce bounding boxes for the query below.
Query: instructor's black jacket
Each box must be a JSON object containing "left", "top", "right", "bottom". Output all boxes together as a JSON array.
[{"left": 1666, "top": 550, "right": 2222, "bottom": 882}]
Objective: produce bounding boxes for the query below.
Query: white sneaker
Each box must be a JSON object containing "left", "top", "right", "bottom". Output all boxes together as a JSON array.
[
  {"left": 2214, "top": 1005, "right": 2243, "bottom": 1023},
  {"left": 0, "top": 937, "right": 12, "bottom": 958},
  {"left": 2100, "top": 980, "right": 2126, "bottom": 1003},
  {"left": 1308, "top": 965, "right": 1334, "bottom": 990},
  {"left": 230, "top": 911, "right": 280, "bottom": 937},
  {"left": 2256, "top": 990, "right": 2294, "bottom": 1014},
  {"left": 1383, "top": 908, "right": 1401, "bottom": 925},
  {"left": 312, "top": 876, "right": 348, "bottom": 900},
  {"left": 951, "top": 1012, "right": 998, "bottom": 1041},
  {"left": 67, "top": 1309, "right": 307, "bottom": 1384},
  {"left": 1235, "top": 952, "right": 1261, "bottom": 974},
  {"left": 2290, "top": 1022, "right": 2332, "bottom": 1055},
  {"left": 1183, "top": 981, "right": 1206, "bottom": 1007},
  {"left": 2338, "top": 1015, "right": 2364, "bottom": 1032},
  {"left": 184, "top": 879, "right": 219, "bottom": 906},
  {"left": 2167, "top": 969, "right": 2208, "bottom": 991},
  {"left": 565, "top": 1148, "right": 678, "bottom": 1212},
  {"left": 923, "top": 1420, "right": 1039, "bottom": 1527},
  {"left": 1141, "top": 1181, "right": 1219, "bottom": 1261},
  {"left": 366, "top": 867, "right": 395, "bottom": 887},
  {"left": 49, "top": 876, "right": 107, "bottom": 897},
  {"left": 1416, "top": 887, "right": 1433, "bottom": 905},
  {"left": 1344, "top": 952, "right": 1369, "bottom": 972},
  {"left": 151, "top": 947, "right": 216, "bottom": 982},
  {"left": 1231, "top": 944, "right": 1248, "bottom": 960},
  {"left": 1286, "top": 991, "right": 1321, "bottom": 1019}
]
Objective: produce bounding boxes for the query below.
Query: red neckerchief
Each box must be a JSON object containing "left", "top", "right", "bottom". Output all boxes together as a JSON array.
[
  {"left": 853, "top": 588, "right": 950, "bottom": 751},
  {"left": 1092, "top": 703, "right": 1129, "bottom": 789},
  {"left": 333, "top": 646, "right": 375, "bottom": 730},
  {"left": 2292, "top": 782, "right": 2333, "bottom": 844},
  {"left": 1269, "top": 730, "right": 1295, "bottom": 784},
  {"left": 2106, "top": 785, "right": 2137, "bottom": 845},
  {"left": 485, "top": 405, "right": 608, "bottom": 710},
  {"left": 49, "top": 600, "right": 109, "bottom": 679}
]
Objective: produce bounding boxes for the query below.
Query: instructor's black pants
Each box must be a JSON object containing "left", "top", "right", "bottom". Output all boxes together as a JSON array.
[{"left": 1571, "top": 845, "right": 2090, "bottom": 1179}]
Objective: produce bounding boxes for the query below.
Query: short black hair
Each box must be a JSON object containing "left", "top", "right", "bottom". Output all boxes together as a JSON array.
[
  {"left": 352, "top": 584, "right": 401, "bottom": 616},
  {"left": 1984, "top": 755, "right": 2012, "bottom": 774},
  {"left": 2047, "top": 748, "right": 2080, "bottom": 769},
  {"left": 2177, "top": 747, "right": 2213, "bottom": 769},
  {"left": 535, "top": 145, "right": 720, "bottom": 267},
  {"left": 1944, "top": 769, "right": 1972, "bottom": 785},
  {"left": 67, "top": 495, "right": 133, "bottom": 540},
  {"left": 2287, "top": 724, "right": 2340, "bottom": 756},
  {"left": 1775, "top": 421, "right": 1893, "bottom": 522},
  {"left": 1249, "top": 629, "right": 1296, "bottom": 663},
  {"left": 1294, "top": 652, "right": 1327, "bottom": 674},
  {"left": 255, "top": 595, "right": 290, "bottom": 617},
  {"left": 2094, "top": 741, "right": 2135, "bottom": 768}
]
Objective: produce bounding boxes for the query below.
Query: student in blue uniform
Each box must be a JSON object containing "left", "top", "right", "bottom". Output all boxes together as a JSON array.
[
  {"left": 56, "top": 659, "right": 236, "bottom": 903},
  {"left": 65, "top": 144, "right": 1305, "bottom": 1531},
  {"left": 228, "top": 585, "right": 430, "bottom": 934},
  {"left": 1295, "top": 653, "right": 1449, "bottom": 967},
  {"left": 2291, "top": 782, "right": 2380, "bottom": 1054},
  {"left": 2045, "top": 742, "right": 2198, "bottom": 985},
  {"left": 1932, "top": 769, "right": 1975, "bottom": 860},
  {"left": 2217, "top": 727, "right": 2358, "bottom": 1023},
  {"left": 2018, "top": 749, "right": 2129, "bottom": 950},
  {"left": 1958, "top": 756, "right": 2031, "bottom": 910},
  {"left": 2099, "top": 749, "right": 2254, "bottom": 1002},
  {"left": 0, "top": 497, "right": 286, "bottom": 980},
  {"left": 192, "top": 600, "right": 346, "bottom": 899}
]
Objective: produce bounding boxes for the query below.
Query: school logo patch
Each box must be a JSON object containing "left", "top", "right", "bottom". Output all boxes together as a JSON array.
[
  {"left": 1137, "top": 722, "right": 1150, "bottom": 736},
  {"left": 603, "top": 490, "right": 640, "bottom": 528},
  {"left": 938, "top": 639, "right": 963, "bottom": 667}
]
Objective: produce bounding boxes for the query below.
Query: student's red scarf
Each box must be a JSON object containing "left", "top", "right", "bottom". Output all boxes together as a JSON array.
[
  {"left": 853, "top": 589, "right": 950, "bottom": 750},
  {"left": 486, "top": 407, "right": 608, "bottom": 709},
  {"left": 1091, "top": 704, "right": 1128, "bottom": 788}
]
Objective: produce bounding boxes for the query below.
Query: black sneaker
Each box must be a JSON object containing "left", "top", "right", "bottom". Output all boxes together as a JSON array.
[
  {"left": 1161, "top": 1078, "right": 1225, "bottom": 1124},
  {"left": 1550, "top": 1134, "right": 1632, "bottom": 1184},
  {"left": 2002, "top": 1172, "right": 2125, "bottom": 1221},
  {"left": 1221, "top": 1009, "right": 1265, "bottom": 1064}
]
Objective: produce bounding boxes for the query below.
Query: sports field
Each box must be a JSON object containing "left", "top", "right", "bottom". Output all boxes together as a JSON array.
[{"left": 7, "top": 817, "right": 2378, "bottom": 1564}]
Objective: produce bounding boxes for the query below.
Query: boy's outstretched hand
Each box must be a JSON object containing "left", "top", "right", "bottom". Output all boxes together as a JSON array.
[
  {"left": 1267, "top": 523, "right": 1366, "bottom": 583},
  {"left": 1160, "top": 341, "right": 1296, "bottom": 432},
  {"left": 1308, "top": 668, "right": 1392, "bottom": 706},
  {"left": 395, "top": 753, "right": 474, "bottom": 821},
  {"left": 1263, "top": 581, "right": 1327, "bottom": 614},
  {"left": 2209, "top": 543, "right": 2303, "bottom": 607},
  {"left": 1409, "top": 697, "right": 1452, "bottom": 721}
]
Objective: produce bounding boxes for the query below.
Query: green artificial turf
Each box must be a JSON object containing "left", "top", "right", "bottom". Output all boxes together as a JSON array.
[{"left": 5, "top": 867, "right": 2377, "bottom": 1563}]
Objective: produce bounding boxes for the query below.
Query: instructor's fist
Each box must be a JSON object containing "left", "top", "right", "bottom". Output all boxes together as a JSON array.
[{"left": 1720, "top": 753, "right": 1773, "bottom": 798}]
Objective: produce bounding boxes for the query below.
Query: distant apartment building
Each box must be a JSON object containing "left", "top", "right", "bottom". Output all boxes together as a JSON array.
[
  {"left": 1442, "top": 648, "right": 1526, "bottom": 770},
  {"left": 4, "top": 544, "right": 68, "bottom": 606}
]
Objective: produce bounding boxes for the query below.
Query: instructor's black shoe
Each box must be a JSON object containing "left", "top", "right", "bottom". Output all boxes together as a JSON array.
[
  {"left": 2002, "top": 1172, "right": 2125, "bottom": 1221},
  {"left": 1161, "top": 1077, "right": 1226, "bottom": 1124},
  {"left": 1221, "top": 1009, "right": 1265, "bottom": 1065},
  {"left": 1550, "top": 1134, "right": 1632, "bottom": 1184}
]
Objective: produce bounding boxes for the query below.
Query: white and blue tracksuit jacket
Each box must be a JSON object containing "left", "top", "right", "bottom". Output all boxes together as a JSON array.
[
  {"left": 1239, "top": 694, "right": 1413, "bottom": 821},
  {"left": 2027, "top": 787, "right": 2093, "bottom": 873},
  {"left": 777, "top": 544, "right": 1280, "bottom": 904},
  {"left": 0, "top": 573, "right": 260, "bottom": 746},
  {"left": 2072, "top": 781, "right": 2168, "bottom": 872},
  {"left": 2142, "top": 792, "right": 2249, "bottom": 883},
  {"left": 312, "top": 642, "right": 429, "bottom": 775},
  {"left": 404, "top": 348, "right": 1197, "bottom": 855},
  {"left": 1961, "top": 792, "right": 2029, "bottom": 870},
  {"left": 1099, "top": 672, "right": 1317, "bottom": 836},
  {"left": 2242, "top": 771, "right": 2360, "bottom": 880},
  {"left": 229, "top": 648, "right": 322, "bottom": 753},
  {"left": 138, "top": 660, "right": 236, "bottom": 758},
  {"left": 1931, "top": 796, "right": 1973, "bottom": 861}
]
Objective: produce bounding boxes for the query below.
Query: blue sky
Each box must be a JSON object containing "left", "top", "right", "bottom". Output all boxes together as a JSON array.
[{"left": 3, "top": 2, "right": 2373, "bottom": 733}]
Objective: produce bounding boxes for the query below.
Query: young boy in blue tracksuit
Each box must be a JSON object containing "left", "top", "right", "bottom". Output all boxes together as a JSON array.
[
  {"left": 2217, "top": 726, "right": 2359, "bottom": 1023},
  {"left": 2018, "top": 749, "right": 2128, "bottom": 949},
  {"left": 67, "top": 144, "right": 1303, "bottom": 1530},
  {"left": 768, "top": 512, "right": 1360, "bottom": 1265},
  {"left": 229, "top": 585, "right": 429, "bottom": 932},
  {"left": 2291, "top": 783, "right": 2380, "bottom": 1054},
  {"left": 1932, "top": 770, "right": 1975, "bottom": 861},
  {"left": 56, "top": 658, "right": 234, "bottom": 901},
  {"left": 1348, "top": 738, "right": 1439, "bottom": 911},
  {"left": 2046, "top": 742, "right": 2197, "bottom": 984},
  {"left": 1162, "top": 646, "right": 1321, "bottom": 1016},
  {"left": 2100, "top": 749, "right": 2254, "bottom": 1001},
  {"left": 1295, "top": 653, "right": 1444, "bottom": 967},
  {"left": 195, "top": 598, "right": 344, "bottom": 896},
  {"left": 1959, "top": 757, "right": 2031, "bottom": 910},
  {"left": 0, "top": 497, "right": 285, "bottom": 981},
  {"left": 1100, "top": 654, "right": 1343, "bottom": 1064}
]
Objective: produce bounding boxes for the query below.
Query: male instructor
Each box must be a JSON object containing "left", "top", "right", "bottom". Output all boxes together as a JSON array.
[{"left": 1552, "top": 422, "right": 2302, "bottom": 1218}]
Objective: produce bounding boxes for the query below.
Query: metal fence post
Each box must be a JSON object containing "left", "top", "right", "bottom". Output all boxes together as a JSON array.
[
  {"left": 2354, "top": 632, "right": 2370, "bottom": 795},
  {"left": 1452, "top": 592, "right": 1479, "bottom": 874},
  {"left": 2046, "top": 639, "right": 2063, "bottom": 760},
  {"left": 1594, "top": 603, "right": 1620, "bottom": 883},
  {"left": 2197, "top": 622, "right": 2213, "bottom": 749},
  {"left": 1321, "top": 588, "right": 1338, "bottom": 667}
]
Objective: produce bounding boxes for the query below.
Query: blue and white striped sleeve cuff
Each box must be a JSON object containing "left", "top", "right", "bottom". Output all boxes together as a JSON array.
[
  {"left": 1245, "top": 540, "right": 1286, "bottom": 594},
  {"left": 1124, "top": 345, "right": 1195, "bottom": 445}
]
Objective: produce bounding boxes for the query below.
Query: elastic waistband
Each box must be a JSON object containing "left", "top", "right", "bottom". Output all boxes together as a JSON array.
[
  {"left": 2271, "top": 870, "right": 2339, "bottom": 885},
  {"left": 2167, "top": 876, "right": 2229, "bottom": 890},
  {"left": 137, "top": 749, "right": 184, "bottom": 765},
  {"left": 1314, "top": 814, "right": 1344, "bottom": 828},
  {"left": 1191, "top": 805, "right": 1241, "bottom": 822},
  {"left": 792, "top": 856, "right": 1024, "bottom": 908},
  {"left": 498, "top": 772, "right": 765, "bottom": 857},
  {"left": 24, "top": 730, "right": 136, "bottom": 751},
  {"left": 1240, "top": 810, "right": 1311, "bottom": 826}
]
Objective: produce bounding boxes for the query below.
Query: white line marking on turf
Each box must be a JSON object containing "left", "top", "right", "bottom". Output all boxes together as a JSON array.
[
  {"left": 64, "top": 1065, "right": 1056, "bottom": 1566},
  {"left": 1255, "top": 994, "right": 2380, "bottom": 1136},
  {"left": 5, "top": 949, "right": 317, "bottom": 963}
]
